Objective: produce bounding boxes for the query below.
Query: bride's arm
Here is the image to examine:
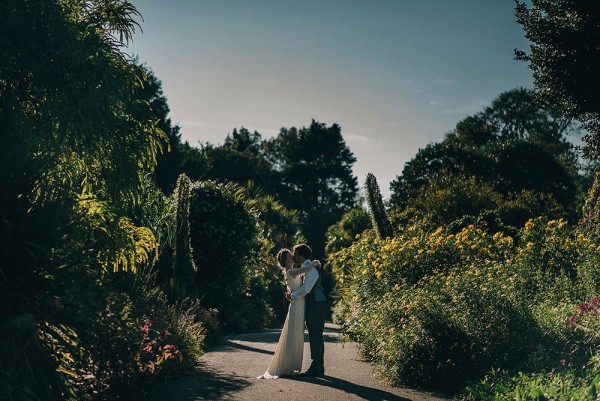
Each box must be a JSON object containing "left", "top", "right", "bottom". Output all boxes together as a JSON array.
[{"left": 287, "top": 260, "right": 321, "bottom": 278}]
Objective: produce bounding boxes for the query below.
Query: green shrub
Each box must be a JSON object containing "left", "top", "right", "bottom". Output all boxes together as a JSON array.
[
  {"left": 464, "top": 369, "right": 600, "bottom": 401},
  {"left": 188, "top": 180, "right": 275, "bottom": 331},
  {"left": 333, "top": 215, "right": 600, "bottom": 393},
  {"left": 406, "top": 171, "right": 502, "bottom": 225},
  {"left": 325, "top": 207, "right": 371, "bottom": 255}
]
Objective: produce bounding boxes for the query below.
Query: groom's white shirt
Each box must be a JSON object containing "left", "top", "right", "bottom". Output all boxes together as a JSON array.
[{"left": 290, "top": 259, "right": 319, "bottom": 300}]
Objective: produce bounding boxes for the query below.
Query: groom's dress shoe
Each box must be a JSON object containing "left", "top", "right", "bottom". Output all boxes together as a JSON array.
[{"left": 300, "top": 368, "right": 324, "bottom": 377}]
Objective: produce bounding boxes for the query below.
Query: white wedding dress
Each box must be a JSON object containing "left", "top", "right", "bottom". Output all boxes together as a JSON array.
[{"left": 258, "top": 268, "right": 305, "bottom": 379}]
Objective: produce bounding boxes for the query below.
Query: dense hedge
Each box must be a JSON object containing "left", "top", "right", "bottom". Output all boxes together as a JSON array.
[{"left": 332, "top": 216, "right": 600, "bottom": 397}]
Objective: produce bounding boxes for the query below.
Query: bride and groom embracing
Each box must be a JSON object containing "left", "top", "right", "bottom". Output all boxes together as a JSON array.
[{"left": 259, "top": 244, "right": 328, "bottom": 379}]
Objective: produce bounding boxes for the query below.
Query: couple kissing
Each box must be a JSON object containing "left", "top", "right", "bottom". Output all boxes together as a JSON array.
[{"left": 258, "top": 244, "right": 327, "bottom": 379}]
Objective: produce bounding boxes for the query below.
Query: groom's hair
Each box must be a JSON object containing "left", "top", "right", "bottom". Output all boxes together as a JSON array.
[{"left": 293, "top": 244, "right": 312, "bottom": 260}]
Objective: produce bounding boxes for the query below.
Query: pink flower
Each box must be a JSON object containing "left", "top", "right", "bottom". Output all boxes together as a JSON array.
[
  {"left": 142, "top": 321, "right": 152, "bottom": 336},
  {"left": 567, "top": 315, "right": 578, "bottom": 327},
  {"left": 578, "top": 302, "right": 590, "bottom": 313}
]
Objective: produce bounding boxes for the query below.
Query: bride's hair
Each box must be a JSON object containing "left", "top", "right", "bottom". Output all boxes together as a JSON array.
[{"left": 276, "top": 248, "right": 292, "bottom": 270}]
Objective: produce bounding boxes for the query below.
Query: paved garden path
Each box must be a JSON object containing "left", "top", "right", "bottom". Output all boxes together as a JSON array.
[{"left": 147, "top": 322, "right": 450, "bottom": 401}]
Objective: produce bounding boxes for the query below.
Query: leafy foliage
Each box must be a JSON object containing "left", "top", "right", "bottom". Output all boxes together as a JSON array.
[
  {"left": 254, "top": 193, "right": 306, "bottom": 251},
  {"left": 202, "top": 128, "right": 276, "bottom": 192},
  {"left": 516, "top": 0, "right": 600, "bottom": 159},
  {"left": 582, "top": 169, "right": 600, "bottom": 222},
  {"left": 262, "top": 120, "right": 359, "bottom": 257},
  {"left": 0, "top": 1, "right": 207, "bottom": 399},
  {"left": 389, "top": 88, "right": 580, "bottom": 219},
  {"left": 398, "top": 169, "right": 566, "bottom": 229},
  {"left": 325, "top": 207, "right": 371, "bottom": 255},
  {"left": 188, "top": 180, "right": 275, "bottom": 331},
  {"left": 332, "top": 215, "right": 600, "bottom": 393},
  {"left": 135, "top": 64, "right": 185, "bottom": 194}
]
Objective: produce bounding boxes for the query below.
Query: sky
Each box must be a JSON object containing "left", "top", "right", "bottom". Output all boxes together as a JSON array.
[{"left": 126, "top": 0, "right": 535, "bottom": 199}]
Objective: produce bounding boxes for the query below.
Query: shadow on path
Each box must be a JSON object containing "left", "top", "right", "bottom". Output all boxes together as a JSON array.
[
  {"left": 285, "top": 374, "right": 412, "bottom": 401},
  {"left": 227, "top": 330, "right": 282, "bottom": 344},
  {"left": 147, "top": 362, "right": 250, "bottom": 401},
  {"left": 223, "top": 340, "right": 275, "bottom": 356},
  {"left": 232, "top": 324, "right": 341, "bottom": 345}
]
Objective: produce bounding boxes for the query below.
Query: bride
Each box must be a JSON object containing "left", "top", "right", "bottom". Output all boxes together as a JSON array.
[{"left": 258, "top": 248, "right": 320, "bottom": 379}]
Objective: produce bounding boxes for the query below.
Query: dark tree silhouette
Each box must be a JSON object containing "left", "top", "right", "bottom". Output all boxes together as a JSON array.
[
  {"left": 263, "top": 120, "right": 359, "bottom": 258},
  {"left": 0, "top": 0, "right": 163, "bottom": 398},
  {"left": 516, "top": 0, "right": 600, "bottom": 158},
  {"left": 134, "top": 64, "right": 186, "bottom": 193},
  {"left": 390, "top": 88, "right": 580, "bottom": 218}
]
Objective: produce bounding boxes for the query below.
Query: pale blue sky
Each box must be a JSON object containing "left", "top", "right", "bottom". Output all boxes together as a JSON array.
[{"left": 127, "top": 0, "right": 534, "bottom": 198}]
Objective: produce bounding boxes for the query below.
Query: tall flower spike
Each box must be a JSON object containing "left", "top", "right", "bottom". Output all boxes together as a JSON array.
[{"left": 365, "top": 173, "right": 394, "bottom": 239}]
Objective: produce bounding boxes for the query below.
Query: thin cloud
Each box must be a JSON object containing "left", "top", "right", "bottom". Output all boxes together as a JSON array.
[
  {"left": 399, "top": 76, "right": 454, "bottom": 107},
  {"left": 442, "top": 100, "right": 488, "bottom": 115},
  {"left": 345, "top": 133, "right": 383, "bottom": 145}
]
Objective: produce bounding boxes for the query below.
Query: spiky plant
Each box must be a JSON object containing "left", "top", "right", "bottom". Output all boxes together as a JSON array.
[
  {"left": 365, "top": 173, "right": 394, "bottom": 239},
  {"left": 172, "top": 174, "right": 196, "bottom": 290},
  {"left": 583, "top": 169, "right": 600, "bottom": 222}
]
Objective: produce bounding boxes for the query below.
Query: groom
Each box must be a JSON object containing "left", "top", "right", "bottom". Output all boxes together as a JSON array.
[{"left": 290, "top": 244, "right": 327, "bottom": 377}]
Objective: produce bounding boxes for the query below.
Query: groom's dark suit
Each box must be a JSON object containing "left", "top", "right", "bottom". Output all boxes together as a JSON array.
[{"left": 291, "top": 259, "right": 327, "bottom": 374}]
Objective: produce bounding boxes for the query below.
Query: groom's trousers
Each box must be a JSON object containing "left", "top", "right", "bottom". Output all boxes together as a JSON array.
[{"left": 305, "top": 300, "right": 328, "bottom": 370}]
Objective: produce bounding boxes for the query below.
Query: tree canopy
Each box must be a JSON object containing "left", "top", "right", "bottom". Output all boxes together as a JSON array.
[
  {"left": 516, "top": 0, "right": 600, "bottom": 158},
  {"left": 390, "top": 88, "right": 580, "bottom": 222},
  {"left": 263, "top": 120, "right": 359, "bottom": 257},
  {"left": 156, "top": 120, "right": 359, "bottom": 258}
]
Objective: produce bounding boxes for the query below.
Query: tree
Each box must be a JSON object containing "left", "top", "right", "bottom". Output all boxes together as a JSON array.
[
  {"left": 406, "top": 171, "right": 502, "bottom": 225},
  {"left": 179, "top": 141, "right": 211, "bottom": 182},
  {"left": 389, "top": 141, "right": 493, "bottom": 208},
  {"left": 0, "top": 0, "right": 163, "bottom": 398},
  {"left": 224, "top": 127, "right": 263, "bottom": 155},
  {"left": 263, "top": 120, "right": 359, "bottom": 257},
  {"left": 134, "top": 64, "right": 185, "bottom": 193},
  {"left": 254, "top": 194, "right": 305, "bottom": 251},
  {"left": 180, "top": 127, "right": 277, "bottom": 194},
  {"left": 515, "top": 0, "right": 600, "bottom": 158},
  {"left": 390, "top": 88, "right": 580, "bottom": 219}
]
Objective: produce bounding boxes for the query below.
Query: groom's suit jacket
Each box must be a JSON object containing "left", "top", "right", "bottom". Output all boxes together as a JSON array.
[{"left": 291, "top": 259, "right": 326, "bottom": 304}]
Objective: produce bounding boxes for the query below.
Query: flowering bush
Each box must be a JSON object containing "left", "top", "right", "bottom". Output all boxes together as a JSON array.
[
  {"left": 139, "top": 320, "right": 182, "bottom": 375},
  {"left": 464, "top": 297, "right": 600, "bottom": 400},
  {"left": 332, "top": 215, "right": 600, "bottom": 394},
  {"left": 35, "top": 281, "right": 208, "bottom": 400},
  {"left": 568, "top": 297, "right": 600, "bottom": 351}
]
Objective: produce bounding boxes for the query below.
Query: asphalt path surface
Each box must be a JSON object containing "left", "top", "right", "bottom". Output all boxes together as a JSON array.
[{"left": 147, "top": 322, "right": 450, "bottom": 401}]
